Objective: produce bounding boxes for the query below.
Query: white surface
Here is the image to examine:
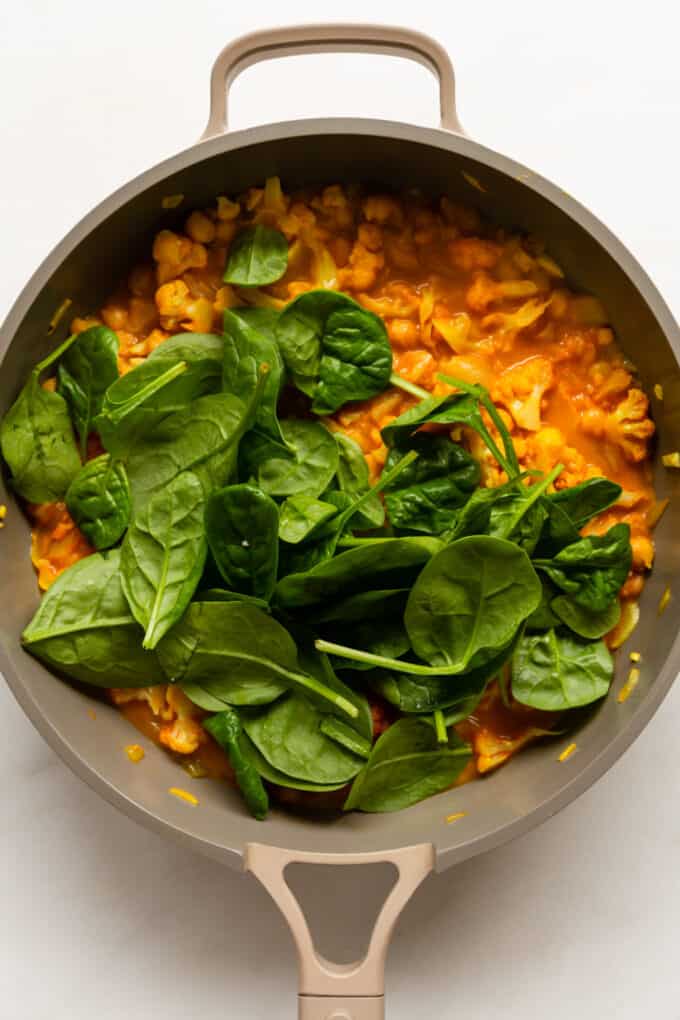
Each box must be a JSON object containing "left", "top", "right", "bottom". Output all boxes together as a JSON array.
[{"left": 1, "top": 1, "right": 680, "bottom": 1017}]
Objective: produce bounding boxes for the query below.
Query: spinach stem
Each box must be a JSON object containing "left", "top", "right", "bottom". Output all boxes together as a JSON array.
[
  {"left": 495, "top": 462, "right": 564, "bottom": 541},
  {"left": 314, "top": 638, "right": 463, "bottom": 677},
  {"left": 107, "top": 360, "right": 189, "bottom": 425},
  {"left": 389, "top": 372, "right": 431, "bottom": 400},
  {"left": 433, "top": 709, "right": 448, "bottom": 745},
  {"left": 436, "top": 372, "right": 518, "bottom": 477},
  {"left": 35, "top": 333, "right": 79, "bottom": 375},
  {"left": 288, "top": 668, "right": 359, "bottom": 718}
]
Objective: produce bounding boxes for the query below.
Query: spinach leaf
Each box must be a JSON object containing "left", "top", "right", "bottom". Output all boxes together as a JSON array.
[
  {"left": 278, "top": 494, "right": 339, "bottom": 545},
  {"left": 316, "top": 537, "right": 540, "bottom": 675},
  {"left": 551, "top": 595, "right": 621, "bottom": 639},
  {"left": 240, "top": 418, "right": 339, "bottom": 499},
  {"left": 231, "top": 306, "right": 280, "bottom": 340},
  {"left": 157, "top": 601, "right": 358, "bottom": 715},
  {"left": 239, "top": 733, "right": 350, "bottom": 792},
  {"left": 194, "top": 588, "right": 271, "bottom": 611},
  {"left": 65, "top": 454, "right": 130, "bottom": 550},
  {"left": 536, "top": 478, "right": 622, "bottom": 556},
  {"left": 344, "top": 718, "right": 471, "bottom": 813},
  {"left": 96, "top": 333, "right": 223, "bottom": 457},
  {"left": 126, "top": 390, "right": 255, "bottom": 509},
  {"left": 512, "top": 629, "right": 613, "bottom": 710},
  {"left": 405, "top": 536, "right": 541, "bottom": 670},
  {"left": 369, "top": 636, "right": 518, "bottom": 714},
  {"left": 333, "top": 432, "right": 385, "bottom": 529},
  {"left": 384, "top": 383, "right": 515, "bottom": 476},
  {"left": 525, "top": 578, "right": 561, "bottom": 631},
  {"left": 121, "top": 471, "right": 208, "bottom": 649},
  {"left": 549, "top": 478, "right": 622, "bottom": 530},
  {"left": 276, "top": 290, "right": 392, "bottom": 414},
  {"left": 534, "top": 523, "right": 632, "bottom": 612},
  {"left": 204, "top": 483, "right": 279, "bottom": 600},
  {"left": 274, "top": 535, "right": 442, "bottom": 611},
  {"left": 383, "top": 434, "right": 479, "bottom": 534},
  {"left": 223, "top": 309, "right": 287, "bottom": 446},
  {"left": 243, "top": 693, "right": 365, "bottom": 785},
  {"left": 204, "top": 710, "right": 269, "bottom": 820},
  {"left": 223, "top": 225, "right": 288, "bottom": 286},
  {"left": 57, "top": 325, "right": 119, "bottom": 457},
  {"left": 486, "top": 464, "right": 562, "bottom": 553},
  {"left": 276, "top": 448, "right": 418, "bottom": 575},
  {"left": 1, "top": 335, "right": 81, "bottom": 501},
  {"left": 311, "top": 588, "right": 410, "bottom": 624},
  {"left": 22, "top": 549, "right": 164, "bottom": 687}
]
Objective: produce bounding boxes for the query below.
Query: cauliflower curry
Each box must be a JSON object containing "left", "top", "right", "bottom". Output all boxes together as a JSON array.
[{"left": 25, "top": 178, "right": 656, "bottom": 802}]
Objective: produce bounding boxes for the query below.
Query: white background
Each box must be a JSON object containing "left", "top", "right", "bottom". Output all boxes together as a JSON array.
[{"left": 2, "top": 2, "right": 680, "bottom": 1017}]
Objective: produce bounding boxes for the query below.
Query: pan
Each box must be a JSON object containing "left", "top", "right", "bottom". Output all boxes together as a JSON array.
[{"left": 1, "top": 24, "right": 679, "bottom": 1020}]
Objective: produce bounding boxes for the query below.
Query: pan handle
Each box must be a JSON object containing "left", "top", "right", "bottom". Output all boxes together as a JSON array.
[
  {"left": 246, "top": 841, "right": 434, "bottom": 1019},
  {"left": 201, "top": 24, "right": 462, "bottom": 139}
]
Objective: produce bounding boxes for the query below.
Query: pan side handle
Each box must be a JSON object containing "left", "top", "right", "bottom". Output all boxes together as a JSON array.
[
  {"left": 201, "top": 24, "right": 462, "bottom": 139},
  {"left": 245, "top": 841, "right": 434, "bottom": 1020}
]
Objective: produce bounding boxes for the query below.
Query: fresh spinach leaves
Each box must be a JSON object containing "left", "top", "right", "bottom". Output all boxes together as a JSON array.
[
  {"left": 243, "top": 693, "right": 365, "bottom": 786},
  {"left": 240, "top": 418, "right": 339, "bottom": 499},
  {"left": 1, "top": 335, "right": 81, "bottom": 501},
  {"left": 157, "top": 601, "right": 358, "bottom": 716},
  {"left": 276, "top": 290, "right": 393, "bottom": 414},
  {"left": 57, "top": 325, "right": 119, "bottom": 458},
  {"left": 65, "top": 454, "right": 131, "bottom": 550},
  {"left": 223, "top": 225, "right": 289, "bottom": 286},
  {"left": 204, "top": 709, "right": 270, "bottom": 820},
  {"left": 223, "top": 309, "right": 287, "bottom": 446},
  {"left": 512, "top": 629, "right": 613, "bottom": 710},
  {"left": 383, "top": 434, "right": 479, "bottom": 535},
  {"left": 121, "top": 470, "right": 208, "bottom": 649},
  {"left": 204, "top": 483, "right": 279, "bottom": 600},
  {"left": 22, "top": 549, "right": 165, "bottom": 687},
  {"left": 534, "top": 523, "right": 632, "bottom": 613},
  {"left": 344, "top": 718, "right": 471, "bottom": 813}
]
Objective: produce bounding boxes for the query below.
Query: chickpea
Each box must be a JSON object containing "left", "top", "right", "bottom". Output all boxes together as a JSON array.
[
  {"left": 101, "top": 304, "right": 127, "bottom": 330},
  {"left": 186, "top": 210, "right": 216, "bottom": 245},
  {"left": 388, "top": 319, "right": 419, "bottom": 346}
]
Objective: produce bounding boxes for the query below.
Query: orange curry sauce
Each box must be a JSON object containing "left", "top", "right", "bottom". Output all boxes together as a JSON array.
[{"left": 30, "top": 178, "right": 656, "bottom": 794}]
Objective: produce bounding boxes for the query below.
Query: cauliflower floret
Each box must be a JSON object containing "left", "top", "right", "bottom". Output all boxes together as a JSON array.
[
  {"left": 362, "top": 195, "right": 404, "bottom": 227},
  {"left": 110, "top": 685, "right": 171, "bottom": 717},
  {"left": 154, "top": 280, "right": 214, "bottom": 333},
  {"left": 359, "top": 282, "right": 420, "bottom": 319},
  {"left": 524, "top": 426, "right": 590, "bottom": 488},
  {"left": 588, "top": 361, "right": 633, "bottom": 401},
  {"left": 111, "top": 686, "right": 207, "bottom": 755},
  {"left": 338, "top": 241, "right": 384, "bottom": 291},
  {"left": 159, "top": 687, "right": 207, "bottom": 755},
  {"left": 465, "top": 272, "right": 539, "bottom": 313},
  {"left": 492, "top": 357, "right": 555, "bottom": 432},
  {"left": 152, "top": 229, "right": 208, "bottom": 285},
  {"left": 581, "top": 388, "right": 655, "bottom": 462},
  {"left": 448, "top": 237, "right": 501, "bottom": 271}
]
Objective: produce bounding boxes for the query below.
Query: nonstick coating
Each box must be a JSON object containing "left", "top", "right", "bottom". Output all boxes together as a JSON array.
[{"left": 1, "top": 118, "right": 678, "bottom": 872}]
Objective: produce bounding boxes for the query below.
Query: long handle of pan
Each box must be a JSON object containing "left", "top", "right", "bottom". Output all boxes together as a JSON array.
[
  {"left": 201, "top": 24, "right": 463, "bottom": 139},
  {"left": 246, "top": 842, "right": 434, "bottom": 1019}
]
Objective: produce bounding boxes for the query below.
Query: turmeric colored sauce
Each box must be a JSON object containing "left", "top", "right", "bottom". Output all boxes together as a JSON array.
[{"left": 29, "top": 179, "right": 657, "bottom": 788}]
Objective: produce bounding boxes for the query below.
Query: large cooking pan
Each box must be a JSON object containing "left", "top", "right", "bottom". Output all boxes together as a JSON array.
[{"left": 1, "top": 24, "right": 679, "bottom": 1020}]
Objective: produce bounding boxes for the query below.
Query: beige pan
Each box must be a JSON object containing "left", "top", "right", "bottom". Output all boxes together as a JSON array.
[{"left": 1, "top": 25, "right": 679, "bottom": 1020}]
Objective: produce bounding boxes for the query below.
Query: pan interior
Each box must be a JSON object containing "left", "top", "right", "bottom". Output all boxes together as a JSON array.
[{"left": 1, "top": 123, "right": 678, "bottom": 871}]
